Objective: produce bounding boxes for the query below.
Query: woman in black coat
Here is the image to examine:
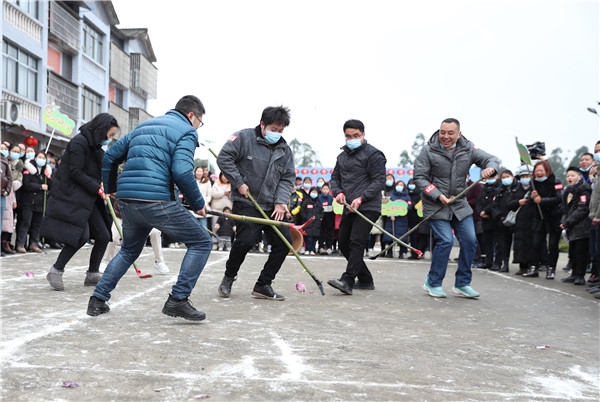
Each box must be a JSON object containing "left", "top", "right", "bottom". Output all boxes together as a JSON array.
[
  {"left": 15, "top": 152, "right": 50, "bottom": 253},
  {"left": 299, "top": 187, "right": 323, "bottom": 255},
  {"left": 42, "top": 113, "right": 118, "bottom": 290}
]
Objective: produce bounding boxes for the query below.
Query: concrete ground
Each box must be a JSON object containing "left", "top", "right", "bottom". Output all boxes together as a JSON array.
[{"left": 1, "top": 245, "right": 598, "bottom": 401}]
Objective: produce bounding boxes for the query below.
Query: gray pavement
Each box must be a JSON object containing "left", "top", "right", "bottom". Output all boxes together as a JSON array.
[{"left": 1, "top": 245, "right": 599, "bottom": 401}]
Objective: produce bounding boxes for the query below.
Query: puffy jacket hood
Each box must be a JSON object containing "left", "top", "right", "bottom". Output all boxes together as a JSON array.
[{"left": 80, "top": 113, "right": 118, "bottom": 147}]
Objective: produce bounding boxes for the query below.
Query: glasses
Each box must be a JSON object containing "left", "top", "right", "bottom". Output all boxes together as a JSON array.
[{"left": 194, "top": 114, "right": 204, "bottom": 128}]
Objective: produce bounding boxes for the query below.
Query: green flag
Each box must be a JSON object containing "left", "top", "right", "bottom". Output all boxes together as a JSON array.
[{"left": 515, "top": 137, "right": 532, "bottom": 165}]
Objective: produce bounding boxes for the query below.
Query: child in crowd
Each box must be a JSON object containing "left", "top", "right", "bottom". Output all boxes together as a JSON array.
[
  {"left": 560, "top": 167, "right": 592, "bottom": 285},
  {"left": 318, "top": 183, "right": 335, "bottom": 254},
  {"left": 214, "top": 206, "right": 235, "bottom": 251},
  {"left": 300, "top": 187, "right": 323, "bottom": 255}
]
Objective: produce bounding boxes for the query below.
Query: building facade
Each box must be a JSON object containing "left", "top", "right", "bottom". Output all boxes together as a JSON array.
[{"left": 1, "top": 0, "right": 157, "bottom": 153}]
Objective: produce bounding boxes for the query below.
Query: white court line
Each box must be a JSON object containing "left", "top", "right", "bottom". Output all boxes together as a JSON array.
[
  {"left": 5, "top": 361, "right": 597, "bottom": 400},
  {"left": 0, "top": 255, "right": 228, "bottom": 362},
  {"left": 485, "top": 270, "right": 599, "bottom": 304},
  {"left": 270, "top": 331, "right": 311, "bottom": 381}
]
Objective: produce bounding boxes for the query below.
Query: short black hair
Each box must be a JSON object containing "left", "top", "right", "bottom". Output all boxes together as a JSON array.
[
  {"left": 501, "top": 169, "right": 513, "bottom": 176},
  {"left": 580, "top": 152, "right": 593, "bottom": 159},
  {"left": 441, "top": 118, "right": 460, "bottom": 131},
  {"left": 175, "top": 95, "right": 205, "bottom": 117},
  {"left": 260, "top": 106, "right": 291, "bottom": 127},
  {"left": 567, "top": 166, "right": 580, "bottom": 174},
  {"left": 322, "top": 183, "right": 330, "bottom": 188},
  {"left": 343, "top": 119, "right": 364, "bottom": 132}
]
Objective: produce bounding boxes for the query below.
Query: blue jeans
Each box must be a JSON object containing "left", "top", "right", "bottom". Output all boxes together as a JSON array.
[
  {"left": 0, "top": 195, "right": 5, "bottom": 232},
  {"left": 94, "top": 200, "right": 212, "bottom": 301},
  {"left": 428, "top": 215, "right": 477, "bottom": 287}
]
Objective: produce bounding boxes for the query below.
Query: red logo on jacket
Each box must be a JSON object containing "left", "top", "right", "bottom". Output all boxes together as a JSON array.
[
  {"left": 554, "top": 183, "right": 563, "bottom": 190},
  {"left": 228, "top": 135, "right": 238, "bottom": 142},
  {"left": 425, "top": 184, "right": 436, "bottom": 194},
  {"left": 580, "top": 195, "right": 587, "bottom": 203}
]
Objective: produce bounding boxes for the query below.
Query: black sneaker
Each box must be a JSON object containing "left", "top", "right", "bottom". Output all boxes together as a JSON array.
[
  {"left": 574, "top": 277, "right": 586, "bottom": 286},
  {"left": 561, "top": 275, "right": 576, "bottom": 283},
  {"left": 218, "top": 275, "right": 236, "bottom": 297},
  {"left": 87, "top": 296, "right": 110, "bottom": 316},
  {"left": 162, "top": 295, "right": 206, "bottom": 321},
  {"left": 353, "top": 281, "right": 375, "bottom": 290},
  {"left": 327, "top": 278, "right": 352, "bottom": 295},
  {"left": 251, "top": 284, "right": 285, "bottom": 301}
]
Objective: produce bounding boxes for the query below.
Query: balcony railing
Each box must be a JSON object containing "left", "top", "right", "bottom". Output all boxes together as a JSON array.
[
  {"left": 48, "top": 2, "right": 80, "bottom": 54},
  {"left": 110, "top": 43, "right": 130, "bottom": 90},
  {"left": 3, "top": 1, "right": 43, "bottom": 43},
  {"left": 130, "top": 54, "right": 157, "bottom": 99},
  {"left": 47, "top": 72, "right": 78, "bottom": 122},
  {"left": 2, "top": 92, "right": 41, "bottom": 125},
  {"left": 108, "top": 102, "right": 129, "bottom": 138}
]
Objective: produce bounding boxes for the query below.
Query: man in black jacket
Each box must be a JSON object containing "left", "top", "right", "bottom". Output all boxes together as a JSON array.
[{"left": 327, "top": 119, "right": 387, "bottom": 295}]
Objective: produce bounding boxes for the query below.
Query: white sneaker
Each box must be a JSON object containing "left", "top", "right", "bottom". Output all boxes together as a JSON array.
[
  {"left": 154, "top": 261, "right": 169, "bottom": 274},
  {"left": 327, "top": 248, "right": 333, "bottom": 255},
  {"left": 309, "top": 251, "right": 316, "bottom": 255}
]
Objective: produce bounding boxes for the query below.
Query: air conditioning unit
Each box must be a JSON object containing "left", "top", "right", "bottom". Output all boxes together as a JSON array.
[{"left": 1, "top": 100, "right": 21, "bottom": 124}]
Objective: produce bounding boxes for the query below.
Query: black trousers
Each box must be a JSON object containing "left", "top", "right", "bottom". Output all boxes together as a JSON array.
[
  {"left": 225, "top": 202, "right": 292, "bottom": 286},
  {"left": 570, "top": 238, "right": 590, "bottom": 278},
  {"left": 483, "top": 227, "right": 504, "bottom": 266},
  {"left": 54, "top": 204, "right": 110, "bottom": 272},
  {"left": 339, "top": 210, "right": 379, "bottom": 286},
  {"left": 16, "top": 206, "right": 43, "bottom": 247},
  {"left": 319, "top": 212, "right": 335, "bottom": 250}
]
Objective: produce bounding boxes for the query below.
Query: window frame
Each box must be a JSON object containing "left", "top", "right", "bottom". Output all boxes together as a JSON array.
[
  {"left": 83, "top": 22, "right": 104, "bottom": 64},
  {"left": 2, "top": 41, "right": 38, "bottom": 102}
]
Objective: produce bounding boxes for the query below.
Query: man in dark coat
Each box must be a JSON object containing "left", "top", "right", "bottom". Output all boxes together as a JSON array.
[
  {"left": 327, "top": 119, "right": 387, "bottom": 295},
  {"left": 43, "top": 113, "right": 116, "bottom": 290},
  {"left": 216, "top": 106, "right": 295, "bottom": 301}
]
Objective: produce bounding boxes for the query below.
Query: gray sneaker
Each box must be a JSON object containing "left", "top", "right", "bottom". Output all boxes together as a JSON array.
[
  {"left": 46, "top": 266, "right": 64, "bottom": 291},
  {"left": 84, "top": 271, "right": 102, "bottom": 286}
]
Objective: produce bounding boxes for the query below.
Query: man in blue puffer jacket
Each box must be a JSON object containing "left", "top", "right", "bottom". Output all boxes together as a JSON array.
[{"left": 87, "top": 95, "right": 212, "bottom": 321}]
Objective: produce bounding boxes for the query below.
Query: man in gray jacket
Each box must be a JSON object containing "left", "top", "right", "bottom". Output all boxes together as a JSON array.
[
  {"left": 217, "top": 106, "right": 295, "bottom": 300},
  {"left": 414, "top": 118, "right": 498, "bottom": 298}
]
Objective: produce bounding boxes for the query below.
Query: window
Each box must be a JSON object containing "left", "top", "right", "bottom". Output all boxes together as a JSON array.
[
  {"left": 83, "top": 23, "right": 103, "bottom": 64},
  {"left": 82, "top": 87, "right": 102, "bottom": 121},
  {"left": 2, "top": 41, "right": 38, "bottom": 101},
  {"left": 9, "top": 0, "right": 39, "bottom": 19}
]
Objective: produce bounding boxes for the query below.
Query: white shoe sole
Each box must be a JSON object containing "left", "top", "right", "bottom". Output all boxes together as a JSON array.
[
  {"left": 423, "top": 284, "right": 446, "bottom": 298},
  {"left": 452, "top": 287, "right": 480, "bottom": 298},
  {"left": 251, "top": 291, "right": 285, "bottom": 301}
]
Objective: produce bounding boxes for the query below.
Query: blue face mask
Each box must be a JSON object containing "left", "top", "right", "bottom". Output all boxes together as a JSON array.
[
  {"left": 535, "top": 176, "right": 547, "bottom": 182},
  {"left": 310, "top": 193, "right": 318, "bottom": 199},
  {"left": 346, "top": 139, "right": 362, "bottom": 150},
  {"left": 395, "top": 186, "right": 404, "bottom": 192},
  {"left": 0, "top": 150, "right": 8, "bottom": 158},
  {"left": 264, "top": 130, "right": 282, "bottom": 145},
  {"left": 502, "top": 178, "right": 513, "bottom": 186},
  {"left": 303, "top": 183, "right": 311, "bottom": 189},
  {"left": 101, "top": 139, "right": 112, "bottom": 146},
  {"left": 19, "top": 152, "right": 25, "bottom": 158},
  {"left": 386, "top": 180, "right": 394, "bottom": 187},
  {"left": 35, "top": 158, "right": 46, "bottom": 167},
  {"left": 486, "top": 179, "right": 497, "bottom": 185},
  {"left": 408, "top": 184, "right": 416, "bottom": 191},
  {"left": 580, "top": 166, "right": 591, "bottom": 172},
  {"left": 440, "top": 142, "right": 457, "bottom": 150},
  {"left": 26, "top": 152, "right": 35, "bottom": 159},
  {"left": 317, "top": 182, "right": 324, "bottom": 188},
  {"left": 49, "top": 164, "right": 55, "bottom": 170},
  {"left": 594, "top": 153, "right": 600, "bottom": 164},
  {"left": 520, "top": 178, "right": 531, "bottom": 186},
  {"left": 9, "top": 152, "right": 20, "bottom": 160}
]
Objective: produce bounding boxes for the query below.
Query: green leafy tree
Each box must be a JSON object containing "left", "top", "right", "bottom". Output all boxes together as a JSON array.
[
  {"left": 547, "top": 147, "right": 568, "bottom": 184},
  {"left": 289, "top": 138, "right": 321, "bottom": 166},
  {"left": 398, "top": 132, "right": 426, "bottom": 166},
  {"left": 567, "top": 146, "right": 589, "bottom": 170}
]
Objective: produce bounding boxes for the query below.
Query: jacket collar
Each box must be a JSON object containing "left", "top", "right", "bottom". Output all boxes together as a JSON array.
[
  {"left": 169, "top": 109, "right": 194, "bottom": 127},
  {"left": 254, "top": 125, "right": 288, "bottom": 148}
]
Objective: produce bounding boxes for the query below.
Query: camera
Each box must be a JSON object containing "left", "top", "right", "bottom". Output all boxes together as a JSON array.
[{"left": 526, "top": 141, "right": 546, "bottom": 160}]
